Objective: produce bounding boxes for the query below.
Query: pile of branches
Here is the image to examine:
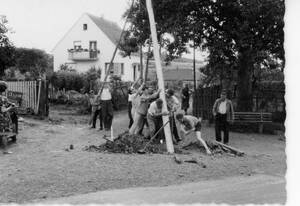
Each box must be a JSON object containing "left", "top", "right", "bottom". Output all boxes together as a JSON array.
[{"left": 84, "top": 132, "right": 181, "bottom": 154}]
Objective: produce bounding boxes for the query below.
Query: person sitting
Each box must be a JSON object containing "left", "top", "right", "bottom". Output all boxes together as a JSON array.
[
  {"left": 176, "top": 113, "right": 211, "bottom": 155},
  {"left": 147, "top": 98, "right": 169, "bottom": 140}
]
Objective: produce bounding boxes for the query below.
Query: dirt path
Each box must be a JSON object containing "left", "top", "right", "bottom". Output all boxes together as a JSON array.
[
  {"left": 0, "top": 106, "right": 286, "bottom": 203},
  {"left": 41, "top": 174, "right": 286, "bottom": 205}
]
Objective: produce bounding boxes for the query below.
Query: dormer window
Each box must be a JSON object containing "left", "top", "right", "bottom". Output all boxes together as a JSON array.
[{"left": 83, "top": 24, "right": 87, "bottom": 30}]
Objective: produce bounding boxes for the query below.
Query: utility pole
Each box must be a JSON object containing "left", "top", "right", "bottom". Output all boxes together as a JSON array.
[{"left": 146, "top": 0, "right": 174, "bottom": 153}]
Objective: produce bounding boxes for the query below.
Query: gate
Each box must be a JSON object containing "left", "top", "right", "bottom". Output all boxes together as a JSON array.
[{"left": 5, "top": 80, "right": 48, "bottom": 115}]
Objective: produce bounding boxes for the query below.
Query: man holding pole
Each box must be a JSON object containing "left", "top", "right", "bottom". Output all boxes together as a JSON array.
[
  {"left": 147, "top": 98, "right": 169, "bottom": 140},
  {"left": 129, "top": 85, "right": 160, "bottom": 135}
]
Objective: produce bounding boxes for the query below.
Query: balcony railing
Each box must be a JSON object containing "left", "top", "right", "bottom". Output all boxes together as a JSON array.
[{"left": 68, "top": 49, "right": 99, "bottom": 61}]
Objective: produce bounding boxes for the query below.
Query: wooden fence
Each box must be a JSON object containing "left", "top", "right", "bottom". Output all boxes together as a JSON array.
[
  {"left": 193, "top": 85, "right": 285, "bottom": 122},
  {"left": 5, "top": 80, "right": 48, "bottom": 116}
]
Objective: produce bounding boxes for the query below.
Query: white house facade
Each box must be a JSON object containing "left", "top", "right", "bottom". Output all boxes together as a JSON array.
[{"left": 52, "top": 13, "right": 141, "bottom": 81}]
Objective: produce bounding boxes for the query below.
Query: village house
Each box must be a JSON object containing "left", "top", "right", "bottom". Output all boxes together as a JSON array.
[{"left": 52, "top": 13, "right": 141, "bottom": 81}]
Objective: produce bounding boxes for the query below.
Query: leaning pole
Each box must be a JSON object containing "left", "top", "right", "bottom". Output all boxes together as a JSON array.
[{"left": 146, "top": 0, "right": 174, "bottom": 153}]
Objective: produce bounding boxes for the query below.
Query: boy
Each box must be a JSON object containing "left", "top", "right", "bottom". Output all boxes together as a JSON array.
[{"left": 175, "top": 113, "right": 211, "bottom": 155}]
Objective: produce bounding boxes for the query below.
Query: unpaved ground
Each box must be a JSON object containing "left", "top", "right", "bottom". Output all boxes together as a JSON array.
[{"left": 0, "top": 105, "right": 286, "bottom": 203}]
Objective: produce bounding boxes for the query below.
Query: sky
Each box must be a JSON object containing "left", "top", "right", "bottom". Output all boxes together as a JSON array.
[
  {"left": 0, "top": 0, "right": 130, "bottom": 52},
  {"left": 0, "top": 0, "right": 206, "bottom": 61}
]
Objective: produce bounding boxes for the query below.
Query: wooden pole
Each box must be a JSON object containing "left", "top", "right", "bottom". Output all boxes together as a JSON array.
[
  {"left": 98, "top": 0, "right": 135, "bottom": 95},
  {"left": 139, "top": 44, "right": 144, "bottom": 80},
  {"left": 146, "top": 0, "right": 174, "bottom": 153},
  {"left": 193, "top": 41, "right": 196, "bottom": 91},
  {"left": 143, "top": 39, "right": 151, "bottom": 82}
]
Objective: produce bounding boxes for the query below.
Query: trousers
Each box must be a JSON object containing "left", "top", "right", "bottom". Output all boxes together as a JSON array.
[
  {"left": 215, "top": 113, "right": 229, "bottom": 144},
  {"left": 101, "top": 100, "right": 113, "bottom": 130}
]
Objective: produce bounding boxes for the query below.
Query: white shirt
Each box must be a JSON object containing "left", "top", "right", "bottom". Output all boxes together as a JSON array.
[
  {"left": 101, "top": 88, "right": 112, "bottom": 100},
  {"left": 128, "top": 93, "right": 134, "bottom": 102},
  {"left": 148, "top": 101, "right": 162, "bottom": 116},
  {"left": 218, "top": 101, "right": 227, "bottom": 114}
]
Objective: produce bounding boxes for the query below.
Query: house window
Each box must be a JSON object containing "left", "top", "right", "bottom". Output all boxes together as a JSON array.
[
  {"left": 83, "top": 24, "right": 87, "bottom": 30},
  {"left": 73, "top": 41, "right": 82, "bottom": 50},
  {"left": 105, "top": 63, "right": 124, "bottom": 75}
]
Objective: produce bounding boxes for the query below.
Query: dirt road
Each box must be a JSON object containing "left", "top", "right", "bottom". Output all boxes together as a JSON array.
[
  {"left": 0, "top": 105, "right": 286, "bottom": 203},
  {"left": 41, "top": 174, "right": 286, "bottom": 205}
]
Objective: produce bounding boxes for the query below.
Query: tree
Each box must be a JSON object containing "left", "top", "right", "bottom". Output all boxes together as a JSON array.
[
  {"left": 0, "top": 15, "right": 15, "bottom": 78},
  {"left": 122, "top": 0, "right": 284, "bottom": 111},
  {"left": 14, "top": 48, "right": 53, "bottom": 80}
]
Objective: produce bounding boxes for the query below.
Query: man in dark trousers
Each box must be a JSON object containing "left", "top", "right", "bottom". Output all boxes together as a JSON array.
[
  {"left": 212, "top": 90, "right": 234, "bottom": 144},
  {"left": 165, "top": 89, "right": 181, "bottom": 143},
  {"left": 100, "top": 82, "right": 113, "bottom": 132},
  {"left": 181, "top": 84, "right": 190, "bottom": 115}
]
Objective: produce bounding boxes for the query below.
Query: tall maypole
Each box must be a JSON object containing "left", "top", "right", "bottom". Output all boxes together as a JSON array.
[{"left": 145, "top": 0, "right": 174, "bottom": 153}]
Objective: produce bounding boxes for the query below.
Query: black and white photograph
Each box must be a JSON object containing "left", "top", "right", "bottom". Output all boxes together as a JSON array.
[{"left": 1, "top": 0, "right": 297, "bottom": 205}]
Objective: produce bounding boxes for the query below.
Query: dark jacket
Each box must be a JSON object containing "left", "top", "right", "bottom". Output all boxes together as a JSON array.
[{"left": 212, "top": 98, "right": 234, "bottom": 121}]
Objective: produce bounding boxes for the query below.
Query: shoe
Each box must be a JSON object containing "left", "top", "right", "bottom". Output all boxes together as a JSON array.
[
  {"left": 3, "top": 151, "right": 13, "bottom": 154},
  {"left": 90, "top": 126, "right": 95, "bottom": 129},
  {"left": 98, "top": 127, "right": 103, "bottom": 131}
]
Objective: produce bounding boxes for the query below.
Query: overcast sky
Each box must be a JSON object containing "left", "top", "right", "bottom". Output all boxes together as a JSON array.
[
  {"left": 0, "top": 0, "right": 207, "bottom": 61},
  {"left": 0, "top": 0, "right": 130, "bottom": 52}
]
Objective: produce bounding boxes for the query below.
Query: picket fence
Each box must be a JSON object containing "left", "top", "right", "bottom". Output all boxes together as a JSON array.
[{"left": 6, "top": 80, "right": 41, "bottom": 114}]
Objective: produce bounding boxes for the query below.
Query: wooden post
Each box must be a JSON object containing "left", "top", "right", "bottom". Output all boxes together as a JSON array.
[
  {"left": 143, "top": 39, "right": 151, "bottom": 82},
  {"left": 146, "top": 0, "right": 174, "bottom": 153},
  {"left": 139, "top": 45, "right": 144, "bottom": 80},
  {"left": 35, "top": 79, "right": 42, "bottom": 115},
  {"left": 193, "top": 41, "right": 196, "bottom": 91}
]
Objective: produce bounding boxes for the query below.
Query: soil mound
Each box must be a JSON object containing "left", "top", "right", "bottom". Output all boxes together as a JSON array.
[
  {"left": 84, "top": 132, "right": 183, "bottom": 154},
  {"left": 84, "top": 132, "right": 244, "bottom": 156}
]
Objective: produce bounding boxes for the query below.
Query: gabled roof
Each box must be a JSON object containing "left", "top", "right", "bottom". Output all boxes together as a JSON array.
[{"left": 87, "top": 13, "right": 122, "bottom": 46}]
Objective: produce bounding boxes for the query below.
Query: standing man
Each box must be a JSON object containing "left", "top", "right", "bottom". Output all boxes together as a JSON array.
[
  {"left": 165, "top": 89, "right": 181, "bottom": 143},
  {"left": 100, "top": 82, "right": 113, "bottom": 132},
  {"left": 212, "top": 90, "right": 234, "bottom": 144},
  {"left": 129, "top": 85, "right": 160, "bottom": 135},
  {"left": 176, "top": 113, "right": 211, "bottom": 155},
  {"left": 89, "top": 90, "right": 103, "bottom": 130},
  {"left": 147, "top": 98, "right": 169, "bottom": 139},
  {"left": 181, "top": 84, "right": 190, "bottom": 115},
  {"left": 127, "top": 86, "right": 135, "bottom": 128}
]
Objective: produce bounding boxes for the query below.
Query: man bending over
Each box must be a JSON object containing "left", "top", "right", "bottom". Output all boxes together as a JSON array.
[{"left": 175, "top": 113, "right": 211, "bottom": 155}]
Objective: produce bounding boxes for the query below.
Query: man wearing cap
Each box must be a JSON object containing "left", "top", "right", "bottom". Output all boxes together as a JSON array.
[
  {"left": 212, "top": 90, "right": 234, "bottom": 144},
  {"left": 147, "top": 98, "right": 169, "bottom": 139}
]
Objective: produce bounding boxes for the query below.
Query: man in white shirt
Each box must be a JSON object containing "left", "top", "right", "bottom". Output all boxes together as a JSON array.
[
  {"left": 212, "top": 90, "right": 234, "bottom": 144},
  {"left": 147, "top": 98, "right": 169, "bottom": 139},
  {"left": 99, "top": 82, "right": 113, "bottom": 132}
]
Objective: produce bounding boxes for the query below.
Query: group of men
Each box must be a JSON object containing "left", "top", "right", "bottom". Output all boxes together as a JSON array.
[
  {"left": 127, "top": 82, "right": 183, "bottom": 143},
  {"left": 89, "top": 81, "right": 234, "bottom": 155}
]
